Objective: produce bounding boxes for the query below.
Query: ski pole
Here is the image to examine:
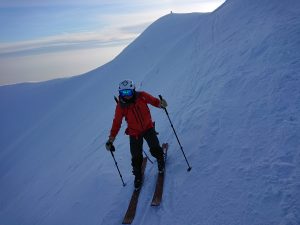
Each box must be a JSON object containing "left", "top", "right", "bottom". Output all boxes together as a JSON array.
[
  {"left": 143, "top": 150, "right": 153, "bottom": 164},
  {"left": 159, "top": 95, "right": 192, "bottom": 172},
  {"left": 109, "top": 145, "right": 126, "bottom": 186}
]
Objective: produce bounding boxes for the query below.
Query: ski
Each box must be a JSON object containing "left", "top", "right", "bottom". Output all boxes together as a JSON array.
[
  {"left": 151, "top": 143, "right": 168, "bottom": 206},
  {"left": 122, "top": 157, "right": 147, "bottom": 224}
]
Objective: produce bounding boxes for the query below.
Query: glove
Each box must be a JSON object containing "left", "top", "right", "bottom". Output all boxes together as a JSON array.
[
  {"left": 105, "top": 137, "right": 115, "bottom": 151},
  {"left": 160, "top": 98, "right": 168, "bottom": 108}
]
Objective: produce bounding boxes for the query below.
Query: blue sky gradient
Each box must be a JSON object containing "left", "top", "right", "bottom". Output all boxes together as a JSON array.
[{"left": 0, "top": 0, "right": 225, "bottom": 85}]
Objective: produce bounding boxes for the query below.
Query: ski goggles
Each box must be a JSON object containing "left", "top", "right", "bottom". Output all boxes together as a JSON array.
[{"left": 119, "top": 89, "right": 134, "bottom": 97}]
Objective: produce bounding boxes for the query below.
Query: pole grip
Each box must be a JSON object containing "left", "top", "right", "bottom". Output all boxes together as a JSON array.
[
  {"left": 159, "top": 94, "right": 168, "bottom": 113},
  {"left": 110, "top": 144, "right": 115, "bottom": 152}
]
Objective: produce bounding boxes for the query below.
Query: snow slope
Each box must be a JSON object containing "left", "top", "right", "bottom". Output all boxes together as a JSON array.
[{"left": 1, "top": 0, "right": 300, "bottom": 224}]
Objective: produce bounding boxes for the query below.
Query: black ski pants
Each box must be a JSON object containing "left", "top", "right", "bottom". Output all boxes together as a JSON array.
[{"left": 130, "top": 127, "right": 164, "bottom": 177}]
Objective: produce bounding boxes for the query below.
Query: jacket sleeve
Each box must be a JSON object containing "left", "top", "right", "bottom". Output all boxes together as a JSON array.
[
  {"left": 140, "top": 91, "right": 161, "bottom": 108},
  {"left": 110, "top": 104, "right": 124, "bottom": 138}
]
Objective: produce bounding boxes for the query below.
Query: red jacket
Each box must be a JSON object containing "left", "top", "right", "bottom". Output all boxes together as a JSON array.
[{"left": 110, "top": 91, "right": 161, "bottom": 138}]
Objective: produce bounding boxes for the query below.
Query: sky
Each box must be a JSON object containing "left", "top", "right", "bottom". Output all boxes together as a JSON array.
[{"left": 0, "top": 0, "right": 225, "bottom": 85}]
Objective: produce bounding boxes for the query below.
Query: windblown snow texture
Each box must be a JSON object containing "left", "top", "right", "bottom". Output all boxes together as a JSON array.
[{"left": 0, "top": 0, "right": 299, "bottom": 224}]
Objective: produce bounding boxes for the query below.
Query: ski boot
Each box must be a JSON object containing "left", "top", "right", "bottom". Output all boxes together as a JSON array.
[
  {"left": 134, "top": 174, "right": 143, "bottom": 190},
  {"left": 157, "top": 158, "right": 165, "bottom": 174}
]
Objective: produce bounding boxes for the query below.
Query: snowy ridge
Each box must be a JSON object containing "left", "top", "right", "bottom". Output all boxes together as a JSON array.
[{"left": 1, "top": 0, "right": 300, "bottom": 224}]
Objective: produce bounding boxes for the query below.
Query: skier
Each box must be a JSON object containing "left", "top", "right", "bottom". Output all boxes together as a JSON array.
[{"left": 106, "top": 79, "right": 168, "bottom": 190}]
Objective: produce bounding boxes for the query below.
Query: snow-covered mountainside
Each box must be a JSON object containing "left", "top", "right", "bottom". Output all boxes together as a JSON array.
[{"left": 1, "top": 0, "right": 300, "bottom": 224}]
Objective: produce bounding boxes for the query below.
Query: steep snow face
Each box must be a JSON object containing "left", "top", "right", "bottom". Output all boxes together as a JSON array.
[
  {"left": 160, "top": 1, "right": 300, "bottom": 224},
  {"left": 1, "top": 0, "right": 300, "bottom": 225}
]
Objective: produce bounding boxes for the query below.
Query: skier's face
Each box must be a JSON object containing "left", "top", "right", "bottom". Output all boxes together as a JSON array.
[{"left": 123, "top": 95, "right": 133, "bottom": 100}]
